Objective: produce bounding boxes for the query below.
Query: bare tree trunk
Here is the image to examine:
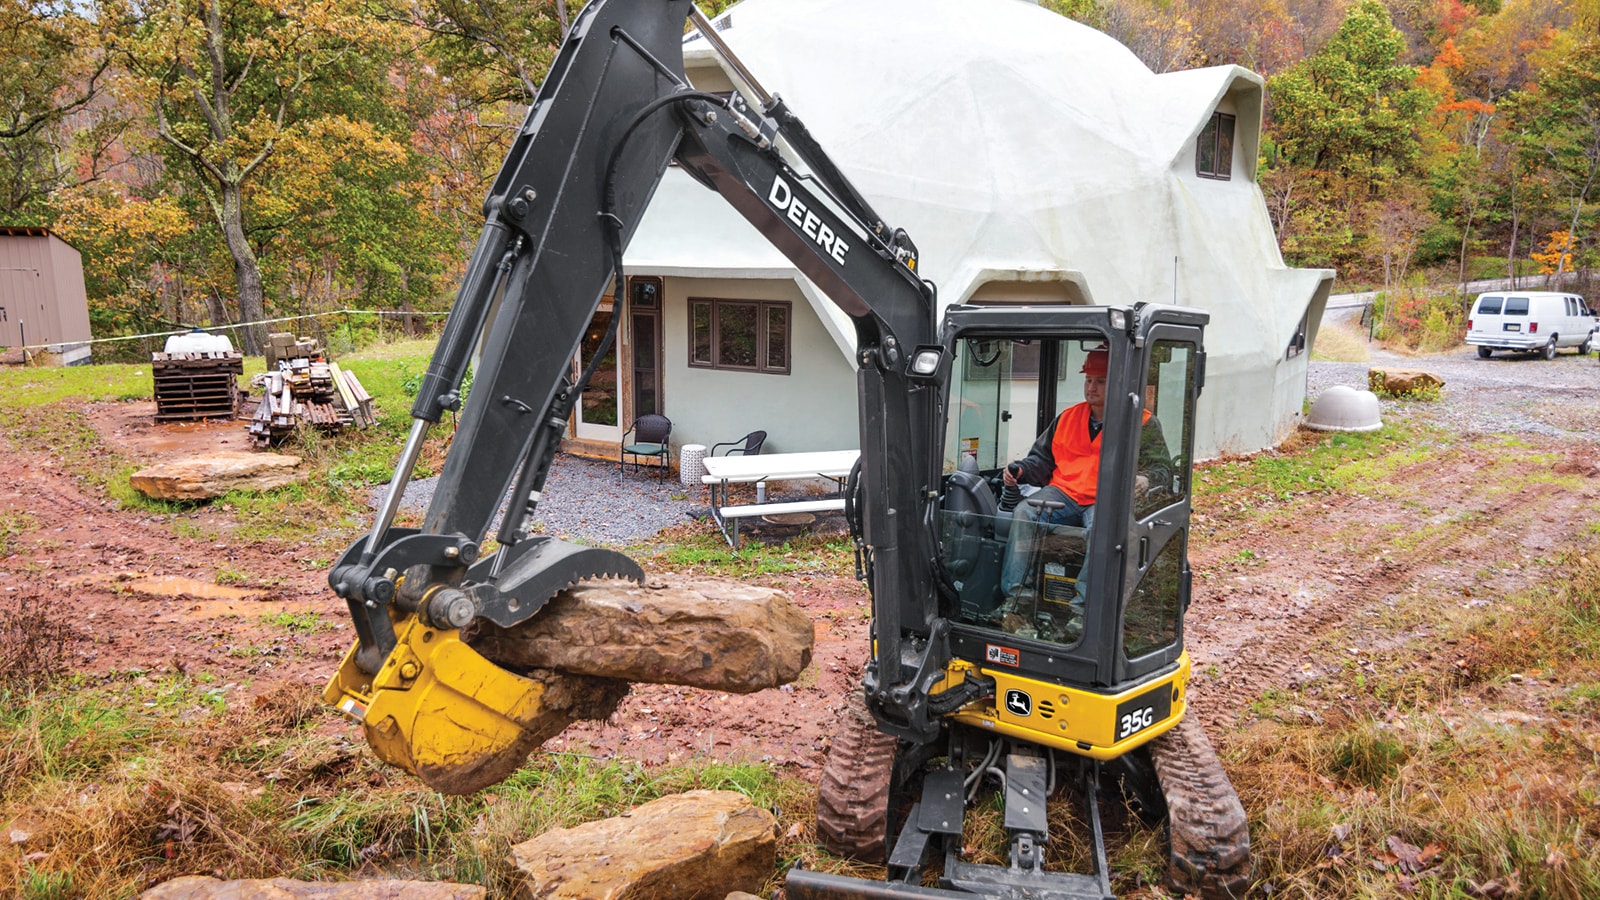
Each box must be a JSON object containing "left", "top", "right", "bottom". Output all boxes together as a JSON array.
[
  {"left": 218, "top": 181, "right": 267, "bottom": 354},
  {"left": 202, "top": 289, "right": 229, "bottom": 333}
]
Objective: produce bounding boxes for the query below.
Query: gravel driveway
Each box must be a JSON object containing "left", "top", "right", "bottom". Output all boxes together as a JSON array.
[{"left": 1309, "top": 309, "right": 1600, "bottom": 440}]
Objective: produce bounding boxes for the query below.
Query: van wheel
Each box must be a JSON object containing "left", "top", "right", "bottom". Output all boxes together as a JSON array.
[
  {"left": 1542, "top": 339, "right": 1559, "bottom": 360},
  {"left": 1580, "top": 336, "right": 1592, "bottom": 355},
  {"left": 1477, "top": 346, "right": 1493, "bottom": 359}
]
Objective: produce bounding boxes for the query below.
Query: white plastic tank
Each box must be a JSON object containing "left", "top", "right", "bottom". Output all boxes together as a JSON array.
[{"left": 163, "top": 330, "right": 235, "bottom": 354}]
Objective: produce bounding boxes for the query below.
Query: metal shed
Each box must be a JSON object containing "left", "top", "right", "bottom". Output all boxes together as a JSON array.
[{"left": 0, "top": 226, "right": 92, "bottom": 365}]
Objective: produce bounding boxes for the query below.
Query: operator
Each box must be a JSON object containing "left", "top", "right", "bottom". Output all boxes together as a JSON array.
[{"left": 998, "top": 347, "right": 1165, "bottom": 604}]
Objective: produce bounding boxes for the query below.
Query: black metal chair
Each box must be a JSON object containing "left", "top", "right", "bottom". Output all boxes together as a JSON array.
[
  {"left": 620, "top": 414, "right": 672, "bottom": 480},
  {"left": 711, "top": 430, "right": 766, "bottom": 457}
]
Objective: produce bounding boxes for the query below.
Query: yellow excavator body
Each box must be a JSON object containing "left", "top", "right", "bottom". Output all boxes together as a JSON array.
[{"left": 938, "top": 654, "right": 1191, "bottom": 761}]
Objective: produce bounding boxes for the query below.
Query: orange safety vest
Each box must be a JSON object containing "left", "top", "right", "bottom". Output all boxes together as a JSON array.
[{"left": 1046, "top": 404, "right": 1151, "bottom": 506}]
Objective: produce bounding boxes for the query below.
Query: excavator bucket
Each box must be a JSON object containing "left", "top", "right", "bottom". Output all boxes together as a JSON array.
[{"left": 325, "top": 614, "right": 554, "bottom": 795}]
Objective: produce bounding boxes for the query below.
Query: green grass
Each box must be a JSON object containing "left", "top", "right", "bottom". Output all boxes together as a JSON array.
[
  {"left": 0, "top": 363, "right": 150, "bottom": 408},
  {"left": 0, "top": 509, "right": 37, "bottom": 555},
  {"left": 636, "top": 529, "right": 855, "bottom": 578},
  {"left": 259, "top": 611, "right": 333, "bottom": 634}
]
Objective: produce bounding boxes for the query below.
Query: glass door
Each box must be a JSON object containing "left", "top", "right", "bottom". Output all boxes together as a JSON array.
[{"left": 574, "top": 299, "right": 622, "bottom": 441}]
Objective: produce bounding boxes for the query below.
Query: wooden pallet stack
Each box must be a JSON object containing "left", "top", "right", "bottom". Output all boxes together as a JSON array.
[
  {"left": 247, "top": 341, "right": 375, "bottom": 447},
  {"left": 151, "top": 351, "right": 245, "bottom": 421}
]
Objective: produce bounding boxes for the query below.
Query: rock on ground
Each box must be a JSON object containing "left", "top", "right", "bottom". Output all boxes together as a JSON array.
[
  {"left": 466, "top": 577, "right": 814, "bottom": 693},
  {"left": 140, "top": 876, "right": 485, "bottom": 899},
  {"left": 508, "top": 789, "right": 777, "bottom": 900},
  {"left": 1367, "top": 366, "right": 1445, "bottom": 396},
  {"left": 130, "top": 451, "right": 305, "bottom": 501}
]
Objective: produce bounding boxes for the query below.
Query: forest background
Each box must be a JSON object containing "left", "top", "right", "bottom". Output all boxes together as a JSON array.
[{"left": 3, "top": 0, "right": 1599, "bottom": 358}]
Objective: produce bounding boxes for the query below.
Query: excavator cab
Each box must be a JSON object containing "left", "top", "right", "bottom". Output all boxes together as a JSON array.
[{"left": 931, "top": 304, "right": 1206, "bottom": 762}]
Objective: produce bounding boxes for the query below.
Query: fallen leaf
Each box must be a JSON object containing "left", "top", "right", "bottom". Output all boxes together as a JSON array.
[{"left": 1387, "top": 834, "right": 1424, "bottom": 873}]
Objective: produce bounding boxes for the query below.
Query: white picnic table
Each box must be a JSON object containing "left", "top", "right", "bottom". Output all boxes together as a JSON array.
[{"left": 701, "top": 449, "right": 858, "bottom": 547}]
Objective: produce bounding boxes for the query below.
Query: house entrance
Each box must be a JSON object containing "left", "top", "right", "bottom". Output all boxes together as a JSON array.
[{"left": 573, "top": 299, "right": 621, "bottom": 442}]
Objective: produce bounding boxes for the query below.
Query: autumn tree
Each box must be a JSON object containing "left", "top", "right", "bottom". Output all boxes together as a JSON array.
[
  {"left": 0, "top": 0, "right": 117, "bottom": 220},
  {"left": 1264, "top": 0, "right": 1432, "bottom": 268},
  {"left": 105, "top": 0, "right": 412, "bottom": 353},
  {"left": 1501, "top": 28, "right": 1600, "bottom": 285}
]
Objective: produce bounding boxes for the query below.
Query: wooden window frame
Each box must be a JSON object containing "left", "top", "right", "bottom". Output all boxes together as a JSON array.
[
  {"left": 688, "top": 297, "right": 792, "bottom": 375},
  {"left": 1195, "top": 112, "right": 1235, "bottom": 181}
]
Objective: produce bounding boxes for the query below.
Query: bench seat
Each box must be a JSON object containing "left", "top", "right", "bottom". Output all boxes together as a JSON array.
[{"left": 716, "top": 498, "right": 846, "bottom": 519}]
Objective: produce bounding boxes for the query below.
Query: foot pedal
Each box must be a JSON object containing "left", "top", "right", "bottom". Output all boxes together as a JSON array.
[
  {"left": 920, "top": 768, "right": 966, "bottom": 836},
  {"left": 1004, "top": 752, "right": 1049, "bottom": 836}
]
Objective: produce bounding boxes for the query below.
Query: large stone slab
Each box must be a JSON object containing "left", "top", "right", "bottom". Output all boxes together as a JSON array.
[
  {"left": 141, "top": 877, "right": 485, "bottom": 899},
  {"left": 130, "top": 451, "right": 305, "bottom": 501},
  {"left": 466, "top": 578, "right": 813, "bottom": 694},
  {"left": 508, "top": 789, "right": 777, "bottom": 900}
]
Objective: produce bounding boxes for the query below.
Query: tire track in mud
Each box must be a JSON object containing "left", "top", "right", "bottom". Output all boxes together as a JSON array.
[
  {"left": 0, "top": 444, "right": 341, "bottom": 688},
  {"left": 1185, "top": 456, "right": 1599, "bottom": 727}
]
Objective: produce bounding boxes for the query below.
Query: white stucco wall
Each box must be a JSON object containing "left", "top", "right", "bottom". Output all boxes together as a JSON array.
[{"left": 657, "top": 277, "right": 859, "bottom": 454}]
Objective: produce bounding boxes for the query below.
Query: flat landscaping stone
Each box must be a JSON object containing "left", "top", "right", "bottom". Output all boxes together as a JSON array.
[
  {"left": 130, "top": 451, "right": 305, "bottom": 501},
  {"left": 140, "top": 876, "right": 485, "bottom": 899},
  {"left": 509, "top": 789, "right": 777, "bottom": 900}
]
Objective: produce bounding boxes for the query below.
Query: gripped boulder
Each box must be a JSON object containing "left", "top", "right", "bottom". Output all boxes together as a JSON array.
[
  {"left": 508, "top": 789, "right": 778, "bottom": 899},
  {"left": 130, "top": 451, "right": 305, "bottom": 501},
  {"left": 466, "top": 577, "right": 814, "bottom": 693}
]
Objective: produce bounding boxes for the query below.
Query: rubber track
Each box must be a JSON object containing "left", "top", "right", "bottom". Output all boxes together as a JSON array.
[
  {"left": 814, "top": 689, "right": 898, "bottom": 863},
  {"left": 1148, "top": 713, "right": 1252, "bottom": 899}
]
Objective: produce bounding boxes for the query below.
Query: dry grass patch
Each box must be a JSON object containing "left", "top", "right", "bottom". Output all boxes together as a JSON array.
[{"left": 1221, "top": 544, "right": 1600, "bottom": 898}]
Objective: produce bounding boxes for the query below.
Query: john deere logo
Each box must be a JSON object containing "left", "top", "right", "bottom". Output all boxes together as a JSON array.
[{"left": 1004, "top": 689, "right": 1032, "bottom": 717}]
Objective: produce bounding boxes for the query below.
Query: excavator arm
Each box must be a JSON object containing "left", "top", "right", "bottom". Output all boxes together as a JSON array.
[{"left": 326, "top": 0, "right": 962, "bottom": 791}]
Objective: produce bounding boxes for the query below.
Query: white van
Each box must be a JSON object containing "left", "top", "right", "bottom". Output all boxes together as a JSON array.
[{"left": 1465, "top": 291, "right": 1595, "bottom": 359}]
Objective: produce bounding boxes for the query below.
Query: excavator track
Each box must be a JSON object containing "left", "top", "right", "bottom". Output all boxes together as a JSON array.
[
  {"left": 1147, "top": 713, "right": 1252, "bottom": 899},
  {"left": 814, "top": 689, "right": 899, "bottom": 863}
]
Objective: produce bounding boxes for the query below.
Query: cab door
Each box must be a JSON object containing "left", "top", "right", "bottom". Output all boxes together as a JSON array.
[{"left": 1117, "top": 324, "right": 1203, "bottom": 683}]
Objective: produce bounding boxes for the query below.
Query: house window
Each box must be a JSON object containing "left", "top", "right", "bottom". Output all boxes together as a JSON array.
[
  {"left": 1286, "top": 309, "right": 1308, "bottom": 359},
  {"left": 689, "top": 298, "right": 791, "bottom": 375},
  {"left": 1196, "top": 112, "right": 1235, "bottom": 180}
]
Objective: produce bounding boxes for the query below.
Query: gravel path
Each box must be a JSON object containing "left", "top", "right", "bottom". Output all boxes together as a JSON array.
[
  {"left": 1309, "top": 307, "right": 1600, "bottom": 440},
  {"left": 380, "top": 453, "right": 706, "bottom": 546},
  {"left": 377, "top": 311, "right": 1600, "bottom": 546}
]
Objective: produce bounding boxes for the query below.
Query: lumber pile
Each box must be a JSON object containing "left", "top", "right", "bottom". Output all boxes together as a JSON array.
[{"left": 247, "top": 336, "right": 375, "bottom": 447}]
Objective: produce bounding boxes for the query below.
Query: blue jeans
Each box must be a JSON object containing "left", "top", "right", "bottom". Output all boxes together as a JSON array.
[{"left": 1000, "top": 485, "right": 1093, "bottom": 602}]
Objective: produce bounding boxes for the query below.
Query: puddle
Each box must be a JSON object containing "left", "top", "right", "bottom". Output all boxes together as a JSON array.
[{"left": 121, "top": 574, "right": 261, "bottom": 601}]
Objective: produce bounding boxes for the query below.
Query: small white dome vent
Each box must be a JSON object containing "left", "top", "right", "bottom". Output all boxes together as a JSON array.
[{"left": 1304, "top": 385, "right": 1382, "bottom": 433}]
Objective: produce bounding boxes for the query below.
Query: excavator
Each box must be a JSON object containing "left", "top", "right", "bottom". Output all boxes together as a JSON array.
[{"left": 323, "top": 1, "right": 1250, "bottom": 897}]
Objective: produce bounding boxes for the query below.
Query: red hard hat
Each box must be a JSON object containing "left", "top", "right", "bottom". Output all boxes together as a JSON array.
[{"left": 1081, "top": 348, "right": 1109, "bottom": 376}]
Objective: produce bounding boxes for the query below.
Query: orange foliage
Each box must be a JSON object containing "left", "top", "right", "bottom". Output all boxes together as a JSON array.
[{"left": 1530, "top": 231, "right": 1574, "bottom": 276}]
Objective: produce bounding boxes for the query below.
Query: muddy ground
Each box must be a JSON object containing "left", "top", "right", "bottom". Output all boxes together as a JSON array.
[{"left": 3, "top": 331, "right": 1600, "bottom": 785}]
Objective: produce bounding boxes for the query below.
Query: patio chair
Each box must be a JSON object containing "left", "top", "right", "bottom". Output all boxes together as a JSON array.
[
  {"left": 711, "top": 430, "right": 767, "bottom": 457},
  {"left": 620, "top": 414, "right": 672, "bottom": 480}
]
